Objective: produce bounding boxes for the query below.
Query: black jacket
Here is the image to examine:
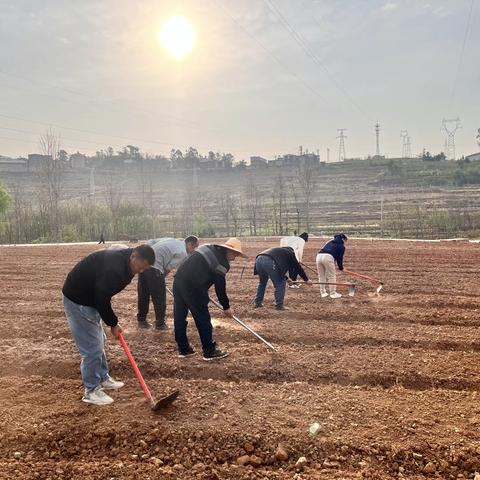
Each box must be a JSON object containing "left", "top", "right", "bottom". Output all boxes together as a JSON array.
[
  {"left": 62, "top": 248, "right": 134, "bottom": 327},
  {"left": 254, "top": 247, "right": 308, "bottom": 282},
  {"left": 319, "top": 235, "right": 346, "bottom": 270},
  {"left": 174, "top": 245, "right": 231, "bottom": 310}
]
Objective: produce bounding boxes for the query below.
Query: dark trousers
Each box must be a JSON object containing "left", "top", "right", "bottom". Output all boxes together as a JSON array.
[
  {"left": 254, "top": 255, "right": 287, "bottom": 307},
  {"left": 137, "top": 268, "right": 166, "bottom": 324},
  {"left": 173, "top": 279, "right": 216, "bottom": 354}
]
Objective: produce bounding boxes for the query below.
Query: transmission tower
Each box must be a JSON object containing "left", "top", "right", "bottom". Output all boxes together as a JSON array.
[
  {"left": 400, "top": 130, "right": 411, "bottom": 158},
  {"left": 476, "top": 128, "right": 480, "bottom": 147},
  {"left": 374, "top": 123, "right": 381, "bottom": 156},
  {"left": 442, "top": 118, "right": 461, "bottom": 160},
  {"left": 337, "top": 129, "right": 347, "bottom": 162}
]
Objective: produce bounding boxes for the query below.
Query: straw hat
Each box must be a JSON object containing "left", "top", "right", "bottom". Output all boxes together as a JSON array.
[{"left": 217, "top": 237, "right": 247, "bottom": 258}]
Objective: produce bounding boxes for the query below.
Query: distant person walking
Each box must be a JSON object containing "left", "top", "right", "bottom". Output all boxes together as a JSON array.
[
  {"left": 98, "top": 232, "right": 105, "bottom": 244},
  {"left": 173, "top": 238, "right": 246, "bottom": 361},
  {"left": 137, "top": 236, "right": 199, "bottom": 330},
  {"left": 316, "top": 233, "right": 348, "bottom": 299},
  {"left": 62, "top": 245, "right": 155, "bottom": 405},
  {"left": 254, "top": 246, "right": 311, "bottom": 310}
]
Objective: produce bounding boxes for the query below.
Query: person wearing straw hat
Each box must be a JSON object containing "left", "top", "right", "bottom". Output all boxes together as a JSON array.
[{"left": 172, "top": 237, "right": 247, "bottom": 361}]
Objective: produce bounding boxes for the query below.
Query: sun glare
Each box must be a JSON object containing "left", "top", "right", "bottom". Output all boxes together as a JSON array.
[{"left": 159, "top": 15, "right": 196, "bottom": 60}]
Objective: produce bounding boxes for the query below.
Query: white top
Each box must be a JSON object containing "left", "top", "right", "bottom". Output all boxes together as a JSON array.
[
  {"left": 280, "top": 236, "right": 306, "bottom": 262},
  {"left": 146, "top": 238, "right": 187, "bottom": 274}
]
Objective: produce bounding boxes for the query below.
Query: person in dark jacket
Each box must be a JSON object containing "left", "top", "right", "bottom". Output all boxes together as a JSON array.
[
  {"left": 62, "top": 245, "right": 155, "bottom": 405},
  {"left": 253, "top": 246, "right": 311, "bottom": 310},
  {"left": 316, "top": 233, "right": 348, "bottom": 299},
  {"left": 173, "top": 238, "right": 246, "bottom": 361}
]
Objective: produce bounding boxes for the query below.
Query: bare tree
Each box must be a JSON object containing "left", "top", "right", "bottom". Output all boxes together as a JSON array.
[
  {"left": 296, "top": 161, "right": 318, "bottom": 231},
  {"left": 39, "top": 127, "right": 63, "bottom": 240},
  {"left": 272, "top": 174, "right": 287, "bottom": 234},
  {"left": 103, "top": 171, "right": 123, "bottom": 238},
  {"left": 245, "top": 177, "right": 263, "bottom": 236}
]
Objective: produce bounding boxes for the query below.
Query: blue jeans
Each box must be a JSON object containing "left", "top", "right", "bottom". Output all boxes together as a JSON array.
[
  {"left": 254, "top": 256, "right": 286, "bottom": 307},
  {"left": 172, "top": 279, "right": 216, "bottom": 354},
  {"left": 63, "top": 295, "right": 109, "bottom": 392}
]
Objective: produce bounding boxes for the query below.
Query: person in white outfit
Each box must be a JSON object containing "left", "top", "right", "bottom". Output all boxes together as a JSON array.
[
  {"left": 316, "top": 233, "right": 348, "bottom": 299},
  {"left": 280, "top": 232, "right": 308, "bottom": 289}
]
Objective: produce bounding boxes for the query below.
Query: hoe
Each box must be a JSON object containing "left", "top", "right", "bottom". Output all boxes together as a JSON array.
[
  {"left": 343, "top": 269, "right": 384, "bottom": 295},
  {"left": 165, "top": 286, "right": 277, "bottom": 352},
  {"left": 291, "top": 281, "right": 356, "bottom": 297},
  {"left": 117, "top": 333, "right": 179, "bottom": 411}
]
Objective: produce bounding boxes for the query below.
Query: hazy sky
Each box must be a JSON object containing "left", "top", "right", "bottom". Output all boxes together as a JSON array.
[{"left": 0, "top": 0, "right": 478, "bottom": 161}]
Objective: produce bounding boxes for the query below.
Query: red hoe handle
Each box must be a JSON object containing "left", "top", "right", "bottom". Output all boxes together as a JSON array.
[
  {"left": 117, "top": 332, "right": 153, "bottom": 403},
  {"left": 343, "top": 269, "right": 383, "bottom": 284}
]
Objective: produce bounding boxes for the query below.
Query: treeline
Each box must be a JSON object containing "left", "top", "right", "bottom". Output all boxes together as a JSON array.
[
  {"left": 0, "top": 167, "right": 319, "bottom": 243},
  {"left": 384, "top": 205, "right": 480, "bottom": 239}
]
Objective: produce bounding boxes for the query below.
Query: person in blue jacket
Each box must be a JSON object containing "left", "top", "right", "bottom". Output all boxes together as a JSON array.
[{"left": 316, "top": 233, "right": 348, "bottom": 299}]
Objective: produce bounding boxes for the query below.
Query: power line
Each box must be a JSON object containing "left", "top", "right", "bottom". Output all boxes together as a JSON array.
[
  {"left": 448, "top": 0, "right": 476, "bottom": 111},
  {"left": 0, "top": 112, "right": 274, "bottom": 155},
  {"left": 262, "top": 0, "right": 370, "bottom": 120},
  {"left": 212, "top": 0, "right": 329, "bottom": 107},
  {"left": 0, "top": 68, "right": 211, "bottom": 132}
]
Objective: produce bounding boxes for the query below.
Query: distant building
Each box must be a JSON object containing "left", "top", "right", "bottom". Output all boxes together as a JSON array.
[
  {"left": 27, "top": 154, "right": 52, "bottom": 172},
  {"left": 466, "top": 152, "right": 480, "bottom": 162},
  {"left": 250, "top": 156, "right": 268, "bottom": 168},
  {"left": 0, "top": 156, "right": 28, "bottom": 172},
  {"left": 268, "top": 152, "right": 320, "bottom": 168},
  {"left": 198, "top": 157, "right": 218, "bottom": 169},
  {"left": 69, "top": 152, "right": 87, "bottom": 169}
]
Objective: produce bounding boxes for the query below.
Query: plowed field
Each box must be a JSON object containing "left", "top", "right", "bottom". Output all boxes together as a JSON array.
[{"left": 1, "top": 239, "right": 480, "bottom": 479}]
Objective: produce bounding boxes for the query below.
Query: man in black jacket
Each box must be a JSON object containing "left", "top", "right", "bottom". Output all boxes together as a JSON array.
[
  {"left": 316, "top": 233, "right": 348, "bottom": 299},
  {"left": 254, "top": 246, "right": 311, "bottom": 310},
  {"left": 62, "top": 245, "right": 155, "bottom": 405},
  {"left": 173, "top": 238, "right": 246, "bottom": 361}
]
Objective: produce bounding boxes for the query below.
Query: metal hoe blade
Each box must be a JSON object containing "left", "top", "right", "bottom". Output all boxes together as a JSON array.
[
  {"left": 348, "top": 284, "right": 356, "bottom": 297},
  {"left": 151, "top": 390, "right": 180, "bottom": 411},
  {"left": 376, "top": 284, "right": 383, "bottom": 296}
]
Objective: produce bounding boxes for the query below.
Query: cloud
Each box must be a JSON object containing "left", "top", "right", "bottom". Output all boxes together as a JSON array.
[{"left": 381, "top": 2, "right": 398, "bottom": 12}]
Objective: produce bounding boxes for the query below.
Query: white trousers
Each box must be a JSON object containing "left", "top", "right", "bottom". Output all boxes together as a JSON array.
[{"left": 316, "top": 253, "right": 337, "bottom": 294}]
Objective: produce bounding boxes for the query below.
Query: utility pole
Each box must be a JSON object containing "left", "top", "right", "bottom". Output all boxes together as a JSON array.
[
  {"left": 327, "top": 147, "right": 330, "bottom": 163},
  {"left": 400, "top": 130, "right": 411, "bottom": 158},
  {"left": 442, "top": 117, "right": 461, "bottom": 160},
  {"left": 375, "top": 123, "right": 381, "bottom": 156},
  {"left": 89, "top": 166, "right": 95, "bottom": 200},
  {"left": 337, "top": 129, "right": 347, "bottom": 162}
]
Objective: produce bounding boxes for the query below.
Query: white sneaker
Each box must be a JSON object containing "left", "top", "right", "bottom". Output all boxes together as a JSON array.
[
  {"left": 82, "top": 386, "right": 114, "bottom": 406},
  {"left": 100, "top": 376, "right": 125, "bottom": 390},
  {"left": 330, "top": 292, "right": 342, "bottom": 299},
  {"left": 320, "top": 292, "right": 329, "bottom": 298}
]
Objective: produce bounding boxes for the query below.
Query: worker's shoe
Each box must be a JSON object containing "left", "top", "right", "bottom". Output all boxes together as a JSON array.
[
  {"left": 275, "top": 304, "right": 286, "bottom": 311},
  {"left": 254, "top": 303, "right": 263, "bottom": 308},
  {"left": 203, "top": 348, "right": 229, "bottom": 361},
  {"left": 330, "top": 292, "right": 342, "bottom": 299},
  {"left": 178, "top": 346, "right": 196, "bottom": 358},
  {"left": 82, "top": 386, "right": 114, "bottom": 406},
  {"left": 137, "top": 319, "right": 151, "bottom": 329},
  {"left": 100, "top": 375, "right": 124, "bottom": 390},
  {"left": 320, "top": 292, "right": 329, "bottom": 298},
  {"left": 155, "top": 321, "right": 168, "bottom": 331}
]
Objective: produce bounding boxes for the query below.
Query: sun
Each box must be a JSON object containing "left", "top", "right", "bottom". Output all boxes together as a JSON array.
[{"left": 159, "top": 15, "right": 196, "bottom": 60}]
